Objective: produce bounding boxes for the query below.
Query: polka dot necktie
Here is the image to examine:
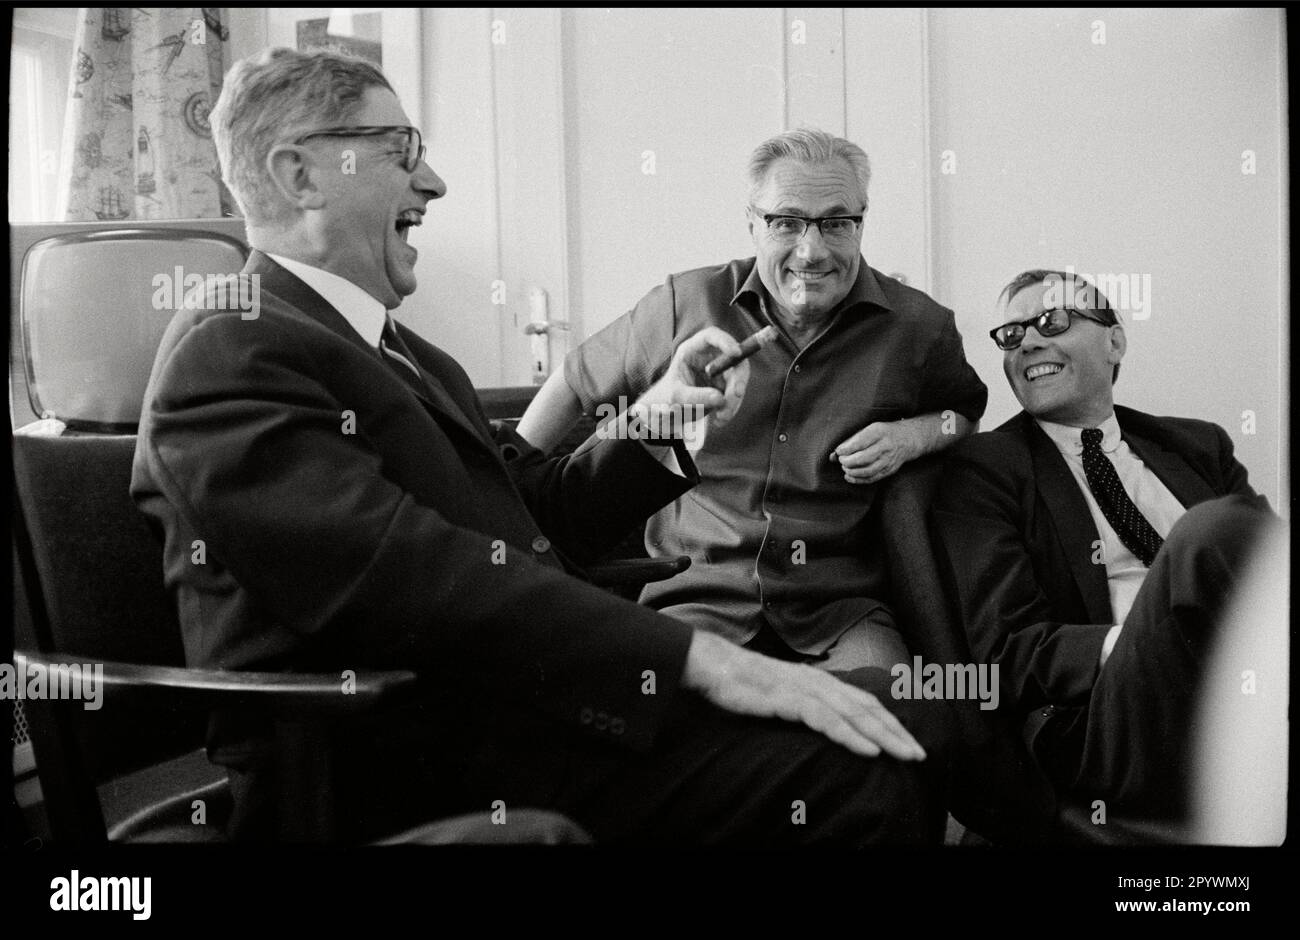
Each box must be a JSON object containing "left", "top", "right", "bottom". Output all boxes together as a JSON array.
[{"left": 1081, "top": 427, "right": 1164, "bottom": 567}]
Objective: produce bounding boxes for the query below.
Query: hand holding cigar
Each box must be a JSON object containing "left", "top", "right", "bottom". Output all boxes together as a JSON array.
[{"left": 704, "top": 324, "right": 780, "bottom": 378}]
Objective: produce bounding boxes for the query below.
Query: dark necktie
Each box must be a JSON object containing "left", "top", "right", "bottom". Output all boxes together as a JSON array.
[
  {"left": 379, "top": 323, "right": 428, "bottom": 396},
  {"left": 1080, "top": 427, "right": 1164, "bottom": 567}
]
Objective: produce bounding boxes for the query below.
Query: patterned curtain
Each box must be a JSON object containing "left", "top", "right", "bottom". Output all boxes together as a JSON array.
[{"left": 57, "top": 8, "right": 234, "bottom": 221}]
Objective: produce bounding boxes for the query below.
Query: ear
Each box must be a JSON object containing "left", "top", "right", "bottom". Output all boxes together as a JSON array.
[
  {"left": 265, "top": 144, "right": 327, "bottom": 211},
  {"left": 1107, "top": 324, "right": 1127, "bottom": 364}
]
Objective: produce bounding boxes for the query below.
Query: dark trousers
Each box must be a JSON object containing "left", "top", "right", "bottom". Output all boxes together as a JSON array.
[
  {"left": 454, "top": 666, "right": 953, "bottom": 846},
  {"left": 1054, "top": 495, "right": 1279, "bottom": 818},
  {"left": 227, "top": 659, "right": 954, "bottom": 846},
  {"left": 748, "top": 619, "right": 1057, "bottom": 844}
]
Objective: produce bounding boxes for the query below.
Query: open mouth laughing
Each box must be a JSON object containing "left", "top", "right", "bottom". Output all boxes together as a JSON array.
[{"left": 395, "top": 208, "right": 423, "bottom": 241}]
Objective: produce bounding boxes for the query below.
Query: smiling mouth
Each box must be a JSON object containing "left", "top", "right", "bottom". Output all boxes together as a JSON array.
[
  {"left": 1024, "top": 362, "right": 1063, "bottom": 382},
  {"left": 395, "top": 209, "right": 423, "bottom": 241},
  {"left": 788, "top": 269, "right": 831, "bottom": 281}
]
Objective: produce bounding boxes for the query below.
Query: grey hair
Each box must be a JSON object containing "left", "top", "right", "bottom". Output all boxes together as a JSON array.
[
  {"left": 746, "top": 127, "right": 871, "bottom": 209},
  {"left": 210, "top": 47, "right": 393, "bottom": 227}
]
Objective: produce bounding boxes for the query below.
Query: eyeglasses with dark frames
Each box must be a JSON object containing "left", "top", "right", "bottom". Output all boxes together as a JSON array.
[
  {"left": 292, "top": 125, "right": 426, "bottom": 172},
  {"left": 749, "top": 205, "right": 865, "bottom": 242},
  {"left": 990, "top": 306, "right": 1115, "bottom": 350}
]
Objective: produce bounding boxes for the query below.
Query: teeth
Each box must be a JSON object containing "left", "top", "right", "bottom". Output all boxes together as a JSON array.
[
  {"left": 395, "top": 210, "right": 422, "bottom": 242},
  {"left": 1025, "top": 363, "right": 1063, "bottom": 381}
]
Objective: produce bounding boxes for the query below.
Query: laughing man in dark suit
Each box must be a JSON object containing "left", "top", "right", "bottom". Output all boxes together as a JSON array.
[
  {"left": 130, "top": 47, "right": 952, "bottom": 844},
  {"left": 932, "top": 268, "right": 1278, "bottom": 828}
]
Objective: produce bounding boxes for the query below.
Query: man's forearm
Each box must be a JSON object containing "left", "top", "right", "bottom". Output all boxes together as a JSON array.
[
  {"left": 901, "top": 410, "right": 974, "bottom": 460},
  {"left": 517, "top": 365, "right": 582, "bottom": 452}
]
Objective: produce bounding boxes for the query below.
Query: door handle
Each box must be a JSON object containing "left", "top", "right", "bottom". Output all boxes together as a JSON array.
[{"left": 521, "top": 287, "right": 569, "bottom": 383}]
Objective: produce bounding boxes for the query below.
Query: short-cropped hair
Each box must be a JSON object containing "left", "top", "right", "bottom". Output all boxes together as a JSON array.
[
  {"left": 1000, "top": 269, "right": 1121, "bottom": 383},
  {"left": 210, "top": 47, "right": 393, "bottom": 227},
  {"left": 747, "top": 128, "right": 871, "bottom": 210}
]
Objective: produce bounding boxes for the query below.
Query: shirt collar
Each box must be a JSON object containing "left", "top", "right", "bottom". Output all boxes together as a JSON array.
[
  {"left": 1036, "top": 412, "right": 1122, "bottom": 457},
  {"left": 731, "top": 255, "right": 891, "bottom": 319},
  {"left": 265, "top": 252, "right": 388, "bottom": 348}
]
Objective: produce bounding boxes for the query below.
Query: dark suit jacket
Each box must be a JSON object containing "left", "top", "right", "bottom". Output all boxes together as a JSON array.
[
  {"left": 131, "top": 252, "right": 701, "bottom": 839},
  {"left": 932, "top": 406, "right": 1258, "bottom": 723}
]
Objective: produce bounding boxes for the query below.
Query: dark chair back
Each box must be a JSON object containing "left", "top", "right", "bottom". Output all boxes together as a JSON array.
[
  {"left": 13, "top": 432, "right": 221, "bottom": 841},
  {"left": 877, "top": 454, "right": 1060, "bottom": 843},
  {"left": 15, "top": 435, "right": 183, "bottom": 666},
  {"left": 877, "top": 454, "right": 973, "bottom": 665},
  {"left": 13, "top": 434, "right": 205, "bottom": 781}
]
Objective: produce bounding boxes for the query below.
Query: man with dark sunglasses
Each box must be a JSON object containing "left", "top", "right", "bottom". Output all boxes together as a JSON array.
[{"left": 932, "top": 268, "right": 1279, "bottom": 835}]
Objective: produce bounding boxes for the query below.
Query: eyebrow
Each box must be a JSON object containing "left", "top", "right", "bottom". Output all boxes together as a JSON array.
[{"left": 767, "top": 204, "right": 858, "bottom": 216}]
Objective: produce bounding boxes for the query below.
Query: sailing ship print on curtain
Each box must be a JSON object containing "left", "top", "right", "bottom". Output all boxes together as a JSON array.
[{"left": 57, "top": 8, "right": 234, "bottom": 221}]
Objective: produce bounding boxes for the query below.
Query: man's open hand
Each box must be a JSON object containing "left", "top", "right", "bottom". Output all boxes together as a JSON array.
[{"left": 681, "top": 631, "right": 926, "bottom": 761}]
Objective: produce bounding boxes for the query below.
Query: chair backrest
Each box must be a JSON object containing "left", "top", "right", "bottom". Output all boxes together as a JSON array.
[
  {"left": 12, "top": 433, "right": 202, "bottom": 783},
  {"left": 877, "top": 454, "right": 975, "bottom": 665},
  {"left": 11, "top": 220, "right": 248, "bottom": 431}
]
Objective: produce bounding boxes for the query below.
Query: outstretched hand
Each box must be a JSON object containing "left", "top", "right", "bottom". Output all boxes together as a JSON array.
[{"left": 681, "top": 631, "right": 925, "bottom": 761}]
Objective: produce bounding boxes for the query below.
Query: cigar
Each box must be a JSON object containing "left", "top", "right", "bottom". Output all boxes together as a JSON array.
[{"left": 704, "top": 325, "right": 780, "bottom": 378}]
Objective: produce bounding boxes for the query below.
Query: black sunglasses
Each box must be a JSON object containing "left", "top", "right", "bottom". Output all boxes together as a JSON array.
[
  {"left": 292, "top": 125, "right": 426, "bottom": 172},
  {"left": 990, "top": 306, "right": 1115, "bottom": 350}
]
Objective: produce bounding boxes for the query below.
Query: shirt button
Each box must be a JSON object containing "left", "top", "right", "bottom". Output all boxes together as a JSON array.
[
  {"left": 764, "top": 600, "right": 773, "bottom": 609},
  {"left": 531, "top": 536, "right": 551, "bottom": 554},
  {"left": 778, "top": 433, "right": 788, "bottom": 443}
]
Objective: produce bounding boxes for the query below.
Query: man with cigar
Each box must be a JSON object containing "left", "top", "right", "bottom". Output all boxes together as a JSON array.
[
  {"left": 131, "top": 48, "right": 951, "bottom": 845},
  {"left": 521, "top": 128, "right": 988, "bottom": 672}
]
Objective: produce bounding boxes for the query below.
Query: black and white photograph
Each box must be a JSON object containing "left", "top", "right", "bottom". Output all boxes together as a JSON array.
[{"left": 6, "top": 6, "right": 1290, "bottom": 922}]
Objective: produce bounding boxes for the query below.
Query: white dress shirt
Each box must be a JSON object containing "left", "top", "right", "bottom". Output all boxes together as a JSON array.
[
  {"left": 1036, "top": 414, "right": 1187, "bottom": 640},
  {"left": 266, "top": 252, "right": 388, "bottom": 348}
]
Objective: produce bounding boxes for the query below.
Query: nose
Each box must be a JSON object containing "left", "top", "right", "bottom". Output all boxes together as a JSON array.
[
  {"left": 412, "top": 159, "right": 447, "bottom": 201},
  {"left": 794, "top": 224, "right": 829, "bottom": 259},
  {"left": 1018, "top": 325, "right": 1048, "bottom": 352}
]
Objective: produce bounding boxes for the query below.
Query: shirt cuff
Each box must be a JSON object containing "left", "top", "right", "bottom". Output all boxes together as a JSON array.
[
  {"left": 1099, "top": 624, "right": 1123, "bottom": 669},
  {"left": 638, "top": 437, "right": 695, "bottom": 478}
]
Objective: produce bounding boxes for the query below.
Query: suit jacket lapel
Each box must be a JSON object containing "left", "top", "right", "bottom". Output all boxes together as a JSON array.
[
  {"left": 1115, "top": 408, "right": 1217, "bottom": 509},
  {"left": 244, "top": 252, "right": 490, "bottom": 449},
  {"left": 1020, "top": 414, "right": 1114, "bottom": 623},
  {"left": 383, "top": 322, "right": 488, "bottom": 444}
]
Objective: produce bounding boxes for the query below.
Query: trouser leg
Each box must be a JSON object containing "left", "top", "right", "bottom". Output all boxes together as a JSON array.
[
  {"left": 1070, "top": 495, "right": 1277, "bottom": 818},
  {"left": 464, "top": 667, "right": 952, "bottom": 846}
]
